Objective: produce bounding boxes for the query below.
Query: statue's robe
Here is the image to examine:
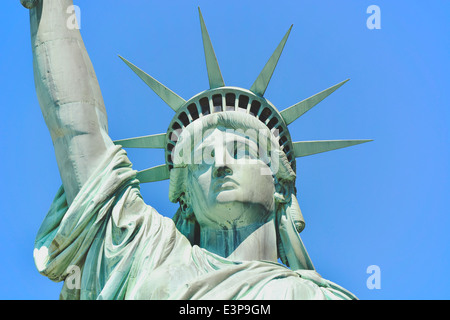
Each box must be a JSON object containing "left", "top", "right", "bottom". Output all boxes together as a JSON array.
[{"left": 33, "top": 146, "right": 357, "bottom": 300}]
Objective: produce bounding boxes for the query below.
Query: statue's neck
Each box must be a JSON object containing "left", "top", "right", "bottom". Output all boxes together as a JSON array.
[{"left": 199, "top": 219, "right": 278, "bottom": 262}]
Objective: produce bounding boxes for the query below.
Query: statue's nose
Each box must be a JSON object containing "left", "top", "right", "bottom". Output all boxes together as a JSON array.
[
  {"left": 212, "top": 145, "right": 234, "bottom": 178},
  {"left": 213, "top": 165, "right": 233, "bottom": 178}
]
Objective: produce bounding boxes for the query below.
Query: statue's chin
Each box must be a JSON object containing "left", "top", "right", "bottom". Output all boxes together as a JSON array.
[
  {"left": 202, "top": 198, "right": 272, "bottom": 229},
  {"left": 213, "top": 189, "right": 239, "bottom": 202}
]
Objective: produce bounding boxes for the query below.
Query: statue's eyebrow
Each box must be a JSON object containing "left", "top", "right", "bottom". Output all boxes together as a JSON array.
[
  {"left": 193, "top": 132, "right": 260, "bottom": 153},
  {"left": 192, "top": 134, "right": 216, "bottom": 154}
]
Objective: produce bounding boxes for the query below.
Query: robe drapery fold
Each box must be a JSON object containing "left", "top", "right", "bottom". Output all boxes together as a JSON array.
[{"left": 33, "top": 145, "right": 357, "bottom": 300}]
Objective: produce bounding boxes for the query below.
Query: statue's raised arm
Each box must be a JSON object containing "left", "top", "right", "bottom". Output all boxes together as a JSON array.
[{"left": 22, "top": 0, "right": 113, "bottom": 204}]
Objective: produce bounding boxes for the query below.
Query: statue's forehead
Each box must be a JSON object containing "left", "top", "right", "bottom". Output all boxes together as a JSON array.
[{"left": 192, "top": 127, "right": 261, "bottom": 151}]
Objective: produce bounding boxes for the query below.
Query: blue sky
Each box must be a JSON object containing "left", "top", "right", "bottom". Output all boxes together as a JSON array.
[{"left": 1, "top": 0, "right": 449, "bottom": 300}]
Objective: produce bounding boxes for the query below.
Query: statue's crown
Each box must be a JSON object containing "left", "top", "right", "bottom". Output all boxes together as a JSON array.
[{"left": 114, "top": 8, "right": 371, "bottom": 184}]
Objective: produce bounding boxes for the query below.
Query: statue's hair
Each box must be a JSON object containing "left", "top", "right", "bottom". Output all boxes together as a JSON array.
[{"left": 168, "top": 112, "right": 305, "bottom": 266}]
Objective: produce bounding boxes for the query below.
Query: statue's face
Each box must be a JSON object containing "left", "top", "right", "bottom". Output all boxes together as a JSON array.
[{"left": 186, "top": 128, "right": 275, "bottom": 229}]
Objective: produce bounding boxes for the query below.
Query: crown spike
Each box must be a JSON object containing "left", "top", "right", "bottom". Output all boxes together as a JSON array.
[
  {"left": 250, "top": 25, "right": 293, "bottom": 97},
  {"left": 137, "top": 164, "right": 170, "bottom": 183},
  {"left": 293, "top": 139, "right": 373, "bottom": 158},
  {"left": 114, "top": 133, "right": 166, "bottom": 149},
  {"left": 281, "top": 79, "right": 350, "bottom": 125},
  {"left": 119, "top": 56, "right": 186, "bottom": 111},
  {"left": 198, "top": 8, "right": 225, "bottom": 89}
]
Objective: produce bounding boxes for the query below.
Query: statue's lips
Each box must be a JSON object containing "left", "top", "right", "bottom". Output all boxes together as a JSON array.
[{"left": 213, "top": 178, "right": 239, "bottom": 192}]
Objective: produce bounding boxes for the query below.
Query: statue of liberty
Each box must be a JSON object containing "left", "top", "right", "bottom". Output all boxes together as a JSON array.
[{"left": 22, "top": 0, "right": 370, "bottom": 300}]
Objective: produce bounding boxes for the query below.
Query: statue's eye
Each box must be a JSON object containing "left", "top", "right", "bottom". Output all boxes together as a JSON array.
[
  {"left": 232, "top": 142, "right": 238, "bottom": 159},
  {"left": 232, "top": 141, "right": 250, "bottom": 159}
]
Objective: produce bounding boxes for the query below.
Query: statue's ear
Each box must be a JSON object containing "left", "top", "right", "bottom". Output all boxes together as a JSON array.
[
  {"left": 173, "top": 192, "right": 201, "bottom": 245},
  {"left": 273, "top": 176, "right": 293, "bottom": 204},
  {"left": 173, "top": 207, "right": 198, "bottom": 245},
  {"left": 179, "top": 192, "right": 194, "bottom": 220}
]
